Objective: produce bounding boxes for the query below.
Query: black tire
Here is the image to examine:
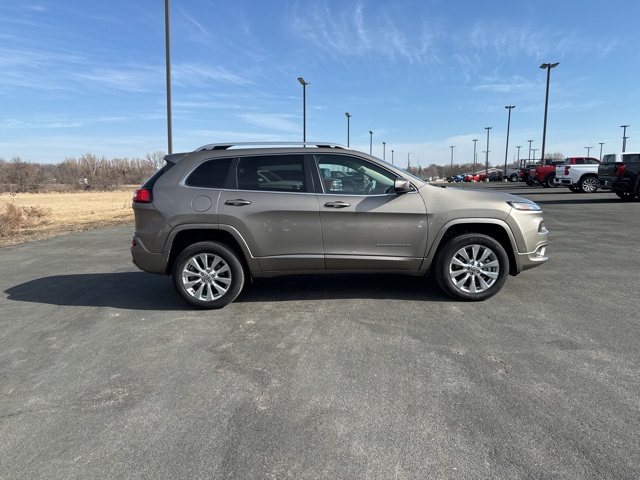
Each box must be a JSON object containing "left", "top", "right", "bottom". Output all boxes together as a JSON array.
[
  {"left": 568, "top": 185, "right": 579, "bottom": 192},
  {"left": 172, "top": 241, "right": 245, "bottom": 309},
  {"left": 434, "top": 234, "right": 509, "bottom": 301},
  {"left": 544, "top": 174, "right": 557, "bottom": 188},
  {"left": 615, "top": 190, "right": 637, "bottom": 201},
  {"left": 509, "top": 173, "right": 518, "bottom": 182},
  {"left": 579, "top": 176, "right": 598, "bottom": 193}
]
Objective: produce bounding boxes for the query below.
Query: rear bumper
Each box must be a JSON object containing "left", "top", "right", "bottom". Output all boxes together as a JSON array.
[
  {"left": 555, "top": 177, "right": 573, "bottom": 186},
  {"left": 131, "top": 235, "right": 170, "bottom": 275},
  {"left": 611, "top": 179, "right": 633, "bottom": 194}
]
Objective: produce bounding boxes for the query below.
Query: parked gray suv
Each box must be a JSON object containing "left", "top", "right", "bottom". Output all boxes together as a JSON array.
[{"left": 131, "top": 143, "right": 549, "bottom": 308}]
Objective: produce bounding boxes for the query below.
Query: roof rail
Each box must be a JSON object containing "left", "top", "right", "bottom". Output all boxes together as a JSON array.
[{"left": 195, "top": 142, "right": 351, "bottom": 152}]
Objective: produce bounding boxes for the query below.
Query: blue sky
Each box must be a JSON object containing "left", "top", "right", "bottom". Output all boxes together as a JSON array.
[{"left": 1, "top": 0, "right": 638, "bottom": 167}]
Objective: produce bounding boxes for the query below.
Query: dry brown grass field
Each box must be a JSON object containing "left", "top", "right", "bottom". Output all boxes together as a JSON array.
[{"left": 0, "top": 188, "right": 136, "bottom": 247}]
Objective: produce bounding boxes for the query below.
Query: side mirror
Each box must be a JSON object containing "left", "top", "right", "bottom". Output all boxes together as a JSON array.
[{"left": 394, "top": 178, "right": 412, "bottom": 193}]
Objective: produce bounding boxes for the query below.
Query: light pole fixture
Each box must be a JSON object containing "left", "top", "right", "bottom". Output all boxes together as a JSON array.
[
  {"left": 485, "top": 127, "right": 492, "bottom": 177},
  {"left": 472, "top": 139, "right": 478, "bottom": 175},
  {"left": 369, "top": 130, "right": 373, "bottom": 155},
  {"left": 585, "top": 146, "right": 593, "bottom": 157},
  {"left": 298, "top": 77, "right": 310, "bottom": 142},
  {"left": 164, "top": 0, "right": 173, "bottom": 153},
  {"left": 504, "top": 106, "right": 515, "bottom": 175},
  {"left": 528, "top": 140, "right": 534, "bottom": 163},
  {"left": 383, "top": 142, "right": 386, "bottom": 161},
  {"left": 450, "top": 145, "right": 455, "bottom": 178},
  {"left": 621, "top": 124, "right": 630, "bottom": 152},
  {"left": 599, "top": 142, "right": 605, "bottom": 160},
  {"left": 345, "top": 112, "right": 351, "bottom": 147},
  {"left": 532, "top": 148, "right": 539, "bottom": 160},
  {"left": 540, "top": 62, "right": 559, "bottom": 165}
]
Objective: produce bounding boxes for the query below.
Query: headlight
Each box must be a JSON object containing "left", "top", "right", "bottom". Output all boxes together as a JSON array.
[{"left": 507, "top": 201, "right": 541, "bottom": 211}]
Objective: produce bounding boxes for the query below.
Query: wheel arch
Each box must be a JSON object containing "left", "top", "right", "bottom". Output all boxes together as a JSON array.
[
  {"left": 428, "top": 221, "right": 518, "bottom": 276},
  {"left": 165, "top": 226, "right": 257, "bottom": 277}
]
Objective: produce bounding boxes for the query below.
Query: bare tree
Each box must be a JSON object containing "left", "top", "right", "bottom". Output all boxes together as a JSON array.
[{"left": 145, "top": 151, "right": 167, "bottom": 170}]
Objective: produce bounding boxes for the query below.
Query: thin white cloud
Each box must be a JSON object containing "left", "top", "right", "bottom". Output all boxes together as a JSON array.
[
  {"left": 288, "top": 1, "right": 440, "bottom": 64},
  {"left": 172, "top": 64, "right": 253, "bottom": 87},
  {"left": 473, "top": 75, "right": 535, "bottom": 93},
  {"left": 237, "top": 113, "right": 299, "bottom": 133}
]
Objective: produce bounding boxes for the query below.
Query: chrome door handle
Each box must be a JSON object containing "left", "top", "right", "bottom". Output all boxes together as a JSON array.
[
  {"left": 324, "top": 201, "right": 351, "bottom": 208},
  {"left": 224, "top": 199, "right": 252, "bottom": 206}
]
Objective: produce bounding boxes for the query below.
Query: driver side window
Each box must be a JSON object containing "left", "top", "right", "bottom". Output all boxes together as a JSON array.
[{"left": 315, "top": 154, "right": 397, "bottom": 195}]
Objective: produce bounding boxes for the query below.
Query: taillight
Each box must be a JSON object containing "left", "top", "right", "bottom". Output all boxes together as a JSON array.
[
  {"left": 133, "top": 188, "right": 152, "bottom": 203},
  {"left": 564, "top": 166, "right": 570, "bottom": 175},
  {"left": 615, "top": 165, "right": 626, "bottom": 177}
]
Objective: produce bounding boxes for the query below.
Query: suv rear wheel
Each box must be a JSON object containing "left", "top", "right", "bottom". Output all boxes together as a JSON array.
[
  {"left": 172, "top": 241, "right": 245, "bottom": 309},
  {"left": 434, "top": 234, "right": 509, "bottom": 301}
]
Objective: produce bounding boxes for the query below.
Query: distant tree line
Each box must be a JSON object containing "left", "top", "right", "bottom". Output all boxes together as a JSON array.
[{"left": 0, "top": 152, "right": 165, "bottom": 193}]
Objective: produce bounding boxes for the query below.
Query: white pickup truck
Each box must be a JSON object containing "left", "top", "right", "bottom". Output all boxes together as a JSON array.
[{"left": 553, "top": 157, "right": 601, "bottom": 192}]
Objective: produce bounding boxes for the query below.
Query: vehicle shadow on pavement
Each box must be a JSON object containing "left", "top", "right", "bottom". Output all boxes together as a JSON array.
[
  {"left": 236, "top": 274, "right": 448, "bottom": 303},
  {"left": 4, "top": 272, "right": 189, "bottom": 311},
  {"left": 5, "top": 272, "right": 449, "bottom": 309}
]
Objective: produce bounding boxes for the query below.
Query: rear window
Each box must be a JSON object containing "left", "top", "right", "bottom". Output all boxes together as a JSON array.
[
  {"left": 185, "top": 158, "right": 233, "bottom": 188},
  {"left": 622, "top": 153, "right": 640, "bottom": 163},
  {"left": 602, "top": 154, "right": 616, "bottom": 164}
]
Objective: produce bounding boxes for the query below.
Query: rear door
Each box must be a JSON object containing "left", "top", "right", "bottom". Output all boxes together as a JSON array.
[{"left": 218, "top": 154, "right": 323, "bottom": 272}]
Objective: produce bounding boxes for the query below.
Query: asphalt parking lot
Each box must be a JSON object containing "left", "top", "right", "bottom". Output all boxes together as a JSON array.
[{"left": 1, "top": 182, "right": 639, "bottom": 479}]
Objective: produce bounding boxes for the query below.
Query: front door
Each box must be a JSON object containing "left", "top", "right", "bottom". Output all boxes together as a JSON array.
[{"left": 314, "top": 154, "right": 428, "bottom": 271}]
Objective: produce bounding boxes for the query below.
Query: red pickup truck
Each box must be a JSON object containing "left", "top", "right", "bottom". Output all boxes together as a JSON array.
[{"left": 529, "top": 157, "right": 600, "bottom": 187}]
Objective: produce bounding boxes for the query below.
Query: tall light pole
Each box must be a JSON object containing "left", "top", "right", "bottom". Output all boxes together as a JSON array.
[
  {"left": 532, "top": 148, "right": 538, "bottom": 160},
  {"left": 450, "top": 145, "right": 455, "bottom": 178},
  {"left": 485, "top": 127, "right": 492, "bottom": 177},
  {"left": 599, "top": 142, "right": 605, "bottom": 160},
  {"left": 472, "top": 139, "right": 478, "bottom": 176},
  {"left": 369, "top": 131, "right": 373, "bottom": 155},
  {"left": 391, "top": 150, "right": 394, "bottom": 165},
  {"left": 528, "top": 140, "right": 534, "bottom": 163},
  {"left": 621, "top": 124, "right": 630, "bottom": 152},
  {"left": 504, "top": 106, "right": 515, "bottom": 175},
  {"left": 383, "top": 142, "right": 386, "bottom": 161},
  {"left": 516, "top": 146, "right": 522, "bottom": 165},
  {"left": 345, "top": 112, "right": 351, "bottom": 147},
  {"left": 164, "top": 0, "right": 173, "bottom": 153},
  {"left": 298, "top": 77, "right": 310, "bottom": 142},
  {"left": 540, "top": 62, "right": 559, "bottom": 165},
  {"left": 585, "top": 146, "right": 593, "bottom": 157}
]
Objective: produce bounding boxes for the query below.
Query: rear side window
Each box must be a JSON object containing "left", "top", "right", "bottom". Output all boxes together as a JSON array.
[
  {"left": 141, "top": 162, "right": 175, "bottom": 188},
  {"left": 185, "top": 158, "right": 233, "bottom": 188},
  {"left": 236, "top": 155, "right": 306, "bottom": 192},
  {"left": 622, "top": 153, "right": 640, "bottom": 163}
]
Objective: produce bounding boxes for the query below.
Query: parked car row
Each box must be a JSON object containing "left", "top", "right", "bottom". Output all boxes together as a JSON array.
[
  {"left": 516, "top": 153, "right": 640, "bottom": 200},
  {"left": 447, "top": 171, "right": 504, "bottom": 183}
]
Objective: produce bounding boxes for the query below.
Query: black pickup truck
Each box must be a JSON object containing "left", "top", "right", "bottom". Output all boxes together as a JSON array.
[{"left": 598, "top": 152, "right": 640, "bottom": 200}]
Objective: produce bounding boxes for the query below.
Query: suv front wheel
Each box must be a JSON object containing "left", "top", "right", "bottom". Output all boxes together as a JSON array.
[
  {"left": 172, "top": 241, "right": 245, "bottom": 309},
  {"left": 434, "top": 234, "right": 509, "bottom": 301}
]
